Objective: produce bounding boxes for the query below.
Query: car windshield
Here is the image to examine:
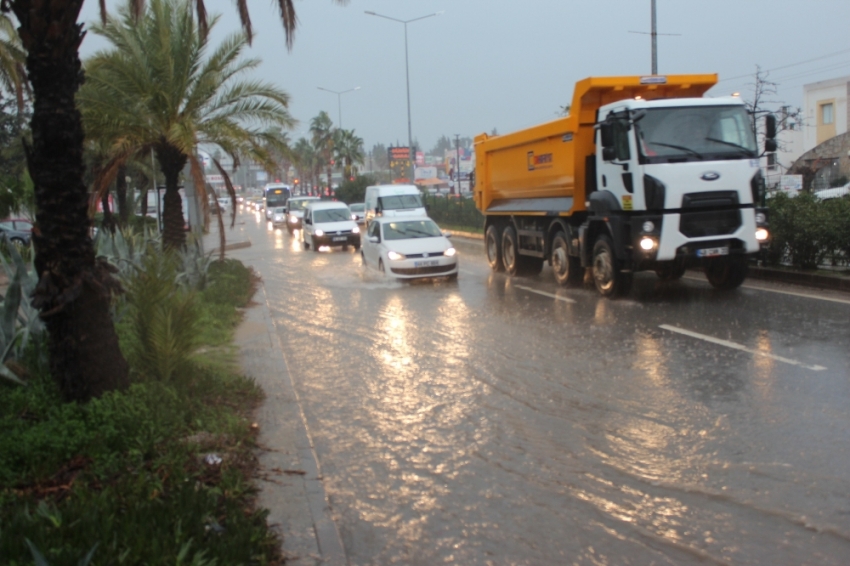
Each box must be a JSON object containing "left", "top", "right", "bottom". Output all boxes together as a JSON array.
[
  {"left": 273, "top": 207, "right": 285, "bottom": 213},
  {"left": 349, "top": 203, "right": 365, "bottom": 212},
  {"left": 314, "top": 208, "right": 351, "bottom": 223},
  {"left": 289, "top": 199, "right": 314, "bottom": 211},
  {"left": 379, "top": 194, "right": 423, "bottom": 210},
  {"left": 635, "top": 105, "right": 757, "bottom": 163},
  {"left": 382, "top": 220, "right": 443, "bottom": 240}
]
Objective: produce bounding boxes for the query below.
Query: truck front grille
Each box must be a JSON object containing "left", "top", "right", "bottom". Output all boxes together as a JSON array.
[{"left": 679, "top": 191, "right": 741, "bottom": 238}]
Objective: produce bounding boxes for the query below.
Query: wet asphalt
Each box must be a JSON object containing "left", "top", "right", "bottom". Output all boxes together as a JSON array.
[{"left": 232, "top": 208, "right": 850, "bottom": 565}]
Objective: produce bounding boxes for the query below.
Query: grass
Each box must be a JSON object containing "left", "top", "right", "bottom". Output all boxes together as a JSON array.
[{"left": 0, "top": 257, "right": 281, "bottom": 565}]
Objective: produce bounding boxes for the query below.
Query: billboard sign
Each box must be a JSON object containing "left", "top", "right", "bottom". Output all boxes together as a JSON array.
[{"left": 414, "top": 166, "right": 437, "bottom": 180}]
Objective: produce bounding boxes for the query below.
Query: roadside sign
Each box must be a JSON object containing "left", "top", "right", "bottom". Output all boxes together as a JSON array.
[{"left": 779, "top": 175, "right": 802, "bottom": 195}]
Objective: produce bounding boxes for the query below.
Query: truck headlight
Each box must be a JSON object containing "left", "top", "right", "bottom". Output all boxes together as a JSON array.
[
  {"left": 642, "top": 221, "right": 655, "bottom": 233},
  {"left": 289, "top": 215, "right": 298, "bottom": 223},
  {"left": 755, "top": 228, "right": 769, "bottom": 241},
  {"left": 639, "top": 237, "right": 657, "bottom": 251},
  {"left": 314, "top": 229, "right": 324, "bottom": 237},
  {"left": 352, "top": 226, "right": 360, "bottom": 234}
]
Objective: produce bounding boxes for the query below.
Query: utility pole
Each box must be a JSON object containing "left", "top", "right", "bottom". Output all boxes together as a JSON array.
[
  {"left": 454, "top": 134, "right": 461, "bottom": 195},
  {"left": 629, "top": 0, "right": 680, "bottom": 75}
]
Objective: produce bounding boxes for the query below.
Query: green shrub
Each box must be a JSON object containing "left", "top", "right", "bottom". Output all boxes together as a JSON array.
[
  {"left": 423, "top": 193, "right": 483, "bottom": 232},
  {"left": 765, "top": 192, "right": 849, "bottom": 270},
  {"left": 0, "top": 254, "right": 276, "bottom": 564}
]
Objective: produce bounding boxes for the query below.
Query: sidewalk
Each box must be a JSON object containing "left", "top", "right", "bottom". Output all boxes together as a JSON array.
[{"left": 235, "top": 282, "right": 347, "bottom": 566}]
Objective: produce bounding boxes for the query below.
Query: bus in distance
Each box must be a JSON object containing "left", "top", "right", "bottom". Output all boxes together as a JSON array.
[{"left": 264, "top": 183, "right": 291, "bottom": 220}]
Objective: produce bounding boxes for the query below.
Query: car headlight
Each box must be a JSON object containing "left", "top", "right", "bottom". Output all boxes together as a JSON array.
[
  {"left": 314, "top": 229, "right": 324, "bottom": 237},
  {"left": 289, "top": 215, "right": 298, "bottom": 223},
  {"left": 352, "top": 226, "right": 360, "bottom": 234},
  {"left": 445, "top": 247, "right": 457, "bottom": 257},
  {"left": 387, "top": 251, "right": 405, "bottom": 261}
]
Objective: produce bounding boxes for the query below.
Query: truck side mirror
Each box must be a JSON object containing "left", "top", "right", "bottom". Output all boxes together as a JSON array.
[
  {"left": 602, "top": 147, "right": 616, "bottom": 161},
  {"left": 765, "top": 114, "right": 777, "bottom": 139},
  {"left": 765, "top": 139, "right": 777, "bottom": 152}
]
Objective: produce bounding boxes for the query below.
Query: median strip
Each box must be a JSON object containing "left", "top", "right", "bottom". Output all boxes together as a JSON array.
[
  {"left": 515, "top": 284, "right": 576, "bottom": 303},
  {"left": 659, "top": 324, "right": 827, "bottom": 371}
]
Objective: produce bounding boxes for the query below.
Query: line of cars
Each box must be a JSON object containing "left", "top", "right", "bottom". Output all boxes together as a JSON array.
[{"left": 269, "top": 185, "right": 459, "bottom": 281}]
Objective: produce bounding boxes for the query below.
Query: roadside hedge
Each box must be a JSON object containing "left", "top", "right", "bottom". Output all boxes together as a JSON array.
[{"left": 765, "top": 192, "right": 850, "bottom": 270}]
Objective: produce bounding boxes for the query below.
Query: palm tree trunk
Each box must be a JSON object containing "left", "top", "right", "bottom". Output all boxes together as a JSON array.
[
  {"left": 156, "top": 142, "right": 188, "bottom": 250},
  {"left": 11, "top": 0, "right": 129, "bottom": 402},
  {"left": 116, "top": 165, "right": 129, "bottom": 227}
]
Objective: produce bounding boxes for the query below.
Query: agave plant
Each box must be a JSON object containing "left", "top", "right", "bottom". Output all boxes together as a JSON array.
[{"left": 0, "top": 236, "right": 45, "bottom": 385}]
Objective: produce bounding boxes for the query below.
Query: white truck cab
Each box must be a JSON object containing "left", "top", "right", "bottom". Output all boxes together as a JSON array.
[{"left": 593, "top": 95, "right": 770, "bottom": 288}]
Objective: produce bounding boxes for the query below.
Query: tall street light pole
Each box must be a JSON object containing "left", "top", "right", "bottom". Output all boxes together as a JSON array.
[
  {"left": 628, "top": 0, "right": 679, "bottom": 75},
  {"left": 365, "top": 10, "right": 443, "bottom": 181},
  {"left": 317, "top": 86, "right": 360, "bottom": 129}
]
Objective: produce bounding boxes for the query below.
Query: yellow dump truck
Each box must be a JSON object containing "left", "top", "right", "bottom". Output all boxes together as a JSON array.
[{"left": 473, "top": 75, "right": 774, "bottom": 296}]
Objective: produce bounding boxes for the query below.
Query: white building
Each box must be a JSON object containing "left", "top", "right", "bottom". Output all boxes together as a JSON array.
[{"left": 802, "top": 75, "right": 849, "bottom": 152}]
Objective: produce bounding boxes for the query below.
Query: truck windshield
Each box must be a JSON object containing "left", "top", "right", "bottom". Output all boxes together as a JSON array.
[
  {"left": 379, "top": 194, "right": 423, "bottom": 210},
  {"left": 635, "top": 105, "right": 757, "bottom": 164}
]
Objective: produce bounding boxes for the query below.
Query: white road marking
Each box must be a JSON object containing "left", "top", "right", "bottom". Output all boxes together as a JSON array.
[
  {"left": 682, "top": 274, "right": 850, "bottom": 306},
  {"left": 659, "top": 324, "right": 827, "bottom": 371},
  {"left": 515, "top": 284, "right": 576, "bottom": 303}
]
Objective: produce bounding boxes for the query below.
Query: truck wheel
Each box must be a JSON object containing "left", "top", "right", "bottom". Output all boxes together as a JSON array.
[
  {"left": 485, "top": 225, "right": 504, "bottom": 271},
  {"left": 655, "top": 261, "right": 686, "bottom": 281},
  {"left": 592, "top": 234, "right": 632, "bottom": 297},
  {"left": 705, "top": 256, "right": 748, "bottom": 290},
  {"left": 551, "top": 232, "right": 582, "bottom": 286},
  {"left": 502, "top": 226, "right": 521, "bottom": 275}
]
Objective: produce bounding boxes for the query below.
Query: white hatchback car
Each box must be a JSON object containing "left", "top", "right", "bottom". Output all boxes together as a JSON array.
[
  {"left": 271, "top": 206, "right": 286, "bottom": 225},
  {"left": 302, "top": 201, "right": 361, "bottom": 251},
  {"left": 361, "top": 217, "right": 458, "bottom": 280}
]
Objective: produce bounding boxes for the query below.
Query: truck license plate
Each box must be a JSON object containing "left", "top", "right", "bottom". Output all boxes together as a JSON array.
[
  {"left": 697, "top": 246, "right": 729, "bottom": 257},
  {"left": 414, "top": 260, "right": 439, "bottom": 267},
  {"left": 332, "top": 236, "right": 347, "bottom": 242}
]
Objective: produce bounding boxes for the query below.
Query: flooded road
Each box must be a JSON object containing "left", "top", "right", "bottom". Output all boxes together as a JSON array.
[{"left": 233, "top": 209, "right": 850, "bottom": 565}]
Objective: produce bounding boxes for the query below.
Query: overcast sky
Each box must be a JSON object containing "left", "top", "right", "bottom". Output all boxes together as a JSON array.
[{"left": 79, "top": 0, "right": 850, "bottom": 153}]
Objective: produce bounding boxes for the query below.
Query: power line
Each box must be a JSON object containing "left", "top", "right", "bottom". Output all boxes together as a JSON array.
[{"left": 716, "top": 47, "right": 850, "bottom": 83}]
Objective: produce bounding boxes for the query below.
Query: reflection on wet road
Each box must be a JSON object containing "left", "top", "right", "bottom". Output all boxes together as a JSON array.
[{"left": 234, "top": 210, "right": 850, "bottom": 564}]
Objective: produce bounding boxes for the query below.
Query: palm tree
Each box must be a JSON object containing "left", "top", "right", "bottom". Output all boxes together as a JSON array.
[
  {"left": 0, "top": 14, "right": 28, "bottom": 114},
  {"left": 80, "top": 0, "right": 295, "bottom": 250},
  {"left": 8, "top": 0, "right": 345, "bottom": 402},
  {"left": 310, "top": 111, "right": 334, "bottom": 195},
  {"left": 292, "top": 137, "right": 316, "bottom": 192},
  {"left": 333, "top": 128, "right": 364, "bottom": 181}
]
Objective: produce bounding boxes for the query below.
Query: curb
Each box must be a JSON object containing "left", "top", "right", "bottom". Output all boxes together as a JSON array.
[
  {"left": 210, "top": 239, "right": 252, "bottom": 254},
  {"left": 747, "top": 265, "right": 850, "bottom": 293}
]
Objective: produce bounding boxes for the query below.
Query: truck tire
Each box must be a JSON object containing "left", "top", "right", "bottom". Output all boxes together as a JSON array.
[
  {"left": 502, "top": 226, "right": 521, "bottom": 275},
  {"left": 551, "top": 232, "right": 582, "bottom": 286},
  {"left": 485, "top": 224, "right": 504, "bottom": 272},
  {"left": 705, "top": 256, "right": 748, "bottom": 290},
  {"left": 592, "top": 234, "right": 632, "bottom": 297},
  {"left": 655, "top": 260, "right": 686, "bottom": 281}
]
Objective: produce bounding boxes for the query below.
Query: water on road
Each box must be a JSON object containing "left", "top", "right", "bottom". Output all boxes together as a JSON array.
[{"left": 234, "top": 210, "right": 850, "bottom": 565}]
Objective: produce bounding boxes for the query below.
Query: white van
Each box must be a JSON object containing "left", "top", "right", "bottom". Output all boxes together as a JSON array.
[{"left": 363, "top": 184, "right": 427, "bottom": 225}]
